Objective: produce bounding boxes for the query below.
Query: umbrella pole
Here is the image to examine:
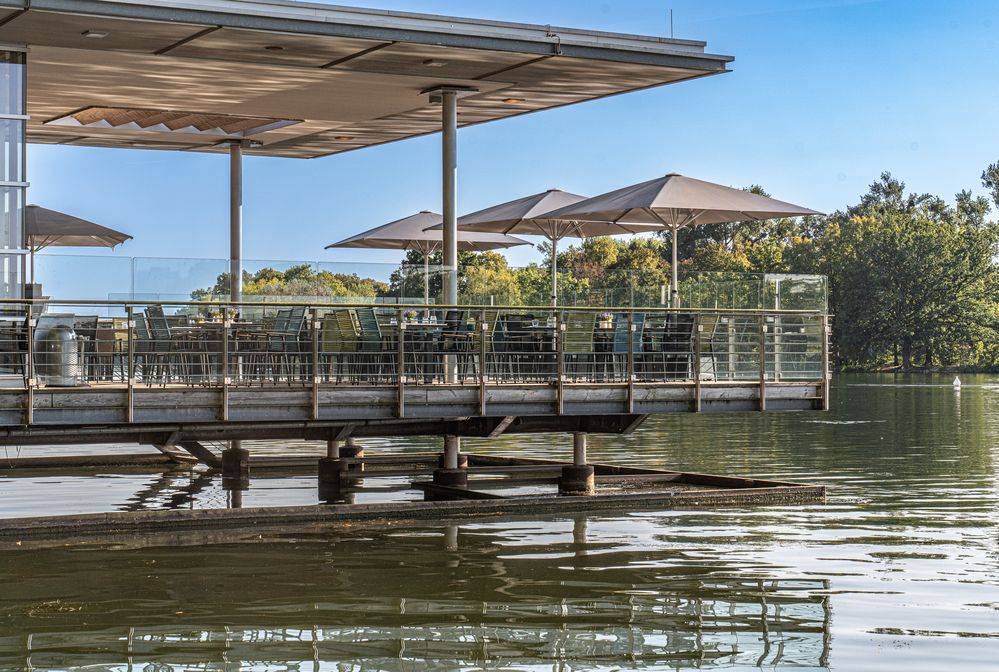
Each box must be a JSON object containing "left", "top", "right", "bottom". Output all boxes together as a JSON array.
[
  {"left": 29, "top": 248, "right": 34, "bottom": 286},
  {"left": 671, "top": 222, "right": 679, "bottom": 309},
  {"left": 423, "top": 252, "right": 430, "bottom": 316},
  {"left": 550, "top": 236, "right": 558, "bottom": 307}
]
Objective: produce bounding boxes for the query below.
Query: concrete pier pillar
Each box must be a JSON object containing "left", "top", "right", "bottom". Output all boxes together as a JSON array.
[
  {"left": 318, "top": 438, "right": 350, "bottom": 485},
  {"left": 559, "top": 432, "right": 595, "bottom": 495},
  {"left": 225, "top": 486, "right": 244, "bottom": 509},
  {"left": 326, "top": 438, "right": 340, "bottom": 459},
  {"left": 437, "top": 451, "right": 468, "bottom": 469},
  {"left": 318, "top": 457, "right": 349, "bottom": 485},
  {"left": 342, "top": 437, "right": 365, "bottom": 472},
  {"left": 221, "top": 446, "right": 249, "bottom": 480},
  {"left": 573, "top": 431, "right": 586, "bottom": 466},
  {"left": 444, "top": 523, "right": 459, "bottom": 551},
  {"left": 221, "top": 446, "right": 249, "bottom": 504},
  {"left": 318, "top": 441, "right": 352, "bottom": 503},
  {"left": 434, "top": 435, "right": 467, "bottom": 486}
]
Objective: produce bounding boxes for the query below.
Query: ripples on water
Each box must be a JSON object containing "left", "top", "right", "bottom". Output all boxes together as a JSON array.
[{"left": 0, "top": 373, "right": 997, "bottom": 670}]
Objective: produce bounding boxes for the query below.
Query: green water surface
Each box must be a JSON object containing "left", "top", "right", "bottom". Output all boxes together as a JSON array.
[{"left": 0, "top": 373, "right": 997, "bottom": 670}]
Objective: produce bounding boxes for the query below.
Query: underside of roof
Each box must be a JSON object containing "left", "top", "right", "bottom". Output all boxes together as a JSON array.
[{"left": 1, "top": 0, "right": 733, "bottom": 158}]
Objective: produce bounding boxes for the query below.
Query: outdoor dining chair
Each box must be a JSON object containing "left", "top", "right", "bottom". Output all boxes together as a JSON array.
[
  {"left": 439, "top": 309, "right": 475, "bottom": 382},
  {"left": 261, "top": 307, "right": 307, "bottom": 384},
  {"left": 133, "top": 310, "right": 161, "bottom": 384},
  {"left": 354, "top": 307, "right": 390, "bottom": 382},
  {"left": 320, "top": 309, "right": 359, "bottom": 383},
  {"left": 497, "top": 315, "right": 530, "bottom": 382},
  {"left": 609, "top": 312, "right": 645, "bottom": 381},
  {"left": 563, "top": 312, "right": 597, "bottom": 381},
  {"left": 663, "top": 313, "right": 696, "bottom": 380}
]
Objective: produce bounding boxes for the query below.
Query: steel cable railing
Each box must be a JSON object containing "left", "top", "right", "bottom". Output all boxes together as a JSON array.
[{"left": 0, "top": 300, "right": 829, "bottom": 394}]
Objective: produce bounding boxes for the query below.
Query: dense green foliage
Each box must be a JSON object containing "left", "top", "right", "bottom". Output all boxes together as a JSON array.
[
  {"left": 191, "top": 264, "right": 389, "bottom": 301},
  {"left": 193, "top": 166, "right": 999, "bottom": 370}
]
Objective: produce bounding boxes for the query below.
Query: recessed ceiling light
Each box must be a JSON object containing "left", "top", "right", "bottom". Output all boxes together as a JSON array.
[
  {"left": 502, "top": 98, "right": 526, "bottom": 104},
  {"left": 81, "top": 30, "right": 109, "bottom": 39},
  {"left": 422, "top": 59, "right": 448, "bottom": 68},
  {"left": 264, "top": 45, "right": 285, "bottom": 51},
  {"left": 333, "top": 136, "right": 353, "bottom": 141}
]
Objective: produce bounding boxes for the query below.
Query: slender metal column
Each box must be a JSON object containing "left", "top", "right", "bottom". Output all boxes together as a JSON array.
[
  {"left": 229, "top": 141, "right": 243, "bottom": 302},
  {"left": 573, "top": 432, "right": 587, "bottom": 466},
  {"left": 228, "top": 141, "right": 243, "bottom": 455},
  {"left": 327, "top": 439, "right": 341, "bottom": 459},
  {"left": 441, "top": 90, "right": 458, "bottom": 307},
  {"left": 444, "top": 434, "right": 460, "bottom": 469},
  {"left": 560, "top": 431, "right": 595, "bottom": 495}
]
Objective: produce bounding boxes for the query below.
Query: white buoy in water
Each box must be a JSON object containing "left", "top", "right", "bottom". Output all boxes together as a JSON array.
[{"left": 953, "top": 376, "right": 962, "bottom": 388}]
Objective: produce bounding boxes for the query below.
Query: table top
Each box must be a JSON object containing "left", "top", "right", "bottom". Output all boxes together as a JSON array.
[{"left": 386, "top": 321, "right": 444, "bottom": 329}]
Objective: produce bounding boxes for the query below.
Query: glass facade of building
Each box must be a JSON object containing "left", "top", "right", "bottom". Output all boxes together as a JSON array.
[{"left": 0, "top": 49, "right": 25, "bottom": 298}]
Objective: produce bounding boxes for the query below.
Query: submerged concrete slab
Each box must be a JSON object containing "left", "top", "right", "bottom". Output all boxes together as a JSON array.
[{"left": 0, "top": 454, "right": 825, "bottom": 541}]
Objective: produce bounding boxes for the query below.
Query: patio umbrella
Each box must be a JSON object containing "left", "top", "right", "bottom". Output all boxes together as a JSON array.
[
  {"left": 25, "top": 204, "right": 132, "bottom": 283},
  {"left": 437, "top": 190, "right": 658, "bottom": 306},
  {"left": 544, "top": 174, "right": 821, "bottom": 307},
  {"left": 325, "top": 211, "right": 530, "bottom": 305}
]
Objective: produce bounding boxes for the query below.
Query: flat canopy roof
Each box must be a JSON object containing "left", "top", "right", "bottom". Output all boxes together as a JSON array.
[{"left": 2, "top": 0, "right": 733, "bottom": 158}]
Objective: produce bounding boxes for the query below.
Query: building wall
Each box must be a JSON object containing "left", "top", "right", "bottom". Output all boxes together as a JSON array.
[{"left": 0, "top": 48, "right": 24, "bottom": 299}]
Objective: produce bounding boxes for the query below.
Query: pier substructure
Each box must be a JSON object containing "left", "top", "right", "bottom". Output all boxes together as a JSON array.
[
  {"left": 342, "top": 437, "right": 365, "bottom": 472},
  {"left": 221, "top": 445, "right": 249, "bottom": 502},
  {"left": 221, "top": 445, "right": 249, "bottom": 481},
  {"left": 433, "top": 435, "right": 468, "bottom": 487},
  {"left": 559, "top": 432, "right": 596, "bottom": 495},
  {"left": 318, "top": 438, "right": 352, "bottom": 503}
]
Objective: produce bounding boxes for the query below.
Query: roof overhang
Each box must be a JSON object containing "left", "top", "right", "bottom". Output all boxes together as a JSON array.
[{"left": 2, "top": 0, "right": 734, "bottom": 158}]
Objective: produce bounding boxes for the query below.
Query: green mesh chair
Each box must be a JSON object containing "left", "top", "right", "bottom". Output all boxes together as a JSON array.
[
  {"left": 320, "top": 310, "right": 358, "bottom": 382},
  {"left": 562, "top": 312, "right": 597, "bottom": 381}
]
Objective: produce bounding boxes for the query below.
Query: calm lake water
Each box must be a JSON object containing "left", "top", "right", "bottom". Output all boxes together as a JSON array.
[{"left": 0, "top": 373, "right": 997, "bottom": 670}]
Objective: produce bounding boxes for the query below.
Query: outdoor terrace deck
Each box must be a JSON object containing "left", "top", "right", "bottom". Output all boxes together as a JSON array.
[{"left": 0, "top": 300, "right": 830, "bottom": 445}]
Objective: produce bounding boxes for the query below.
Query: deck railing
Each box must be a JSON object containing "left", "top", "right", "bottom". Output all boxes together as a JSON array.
[
  {"left": 0, "top": 300, "right": 830, "bottom": 410},
  {"left": 32, "top": 254, "right": 828, "bottom": 312}
]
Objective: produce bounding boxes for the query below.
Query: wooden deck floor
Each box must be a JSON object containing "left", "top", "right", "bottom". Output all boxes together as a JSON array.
[{"left": 0, "top": 379, "right": 824, "bottom": 445}]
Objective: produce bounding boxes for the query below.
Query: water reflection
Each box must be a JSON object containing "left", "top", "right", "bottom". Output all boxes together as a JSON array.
[
  {"left": 1, "top": 374, "right": 998, "bottom": 669},
  {"left": 0, "top": 518, "right": 832, "bottom": 670}
]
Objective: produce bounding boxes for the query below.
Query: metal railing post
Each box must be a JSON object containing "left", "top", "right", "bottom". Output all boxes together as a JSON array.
[
  {"left": 478, "top": 308, "right": 487, "bottom": 416},
  {"left": 626, "top": 311, "right": 635, "bottom": 413},
  {"left": 24, "top": 308, "right": 33, "bottom": 425},
  {"left": 126, "top": 305, "right": 134, "bottom": 423},
  {"left": 311, "top": 307, "right": 319, "bottom": 420},
  {"left": 693, "top": 313, "right": 702, "bottom": 413},
  {"left": 396, "top": 308, "right": 405, "bottom": 418},
  {"left": 221, "top": 303, "right": 230, "bottom": 421},
  {"left": 821, "top": 314, "right": 831, "bottom": 411},
  {"left": 727, "top": 316, "right": 736, "bottom": 381},
  {"left": 774, "top": 314, "right": 782, "bottom": 383},
  {"left": 759, "top": 314, "right": 767, "bottom": 412},
  {"left": 556, "top": 311, "right": 565, "bottom": 415}
]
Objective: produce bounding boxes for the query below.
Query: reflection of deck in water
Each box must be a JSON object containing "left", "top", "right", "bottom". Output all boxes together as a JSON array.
[{"left": 0, "top": 519, "right": 832, "bottom": 669}]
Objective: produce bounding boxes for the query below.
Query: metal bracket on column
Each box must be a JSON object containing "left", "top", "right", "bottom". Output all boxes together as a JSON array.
[{"left": 422, "top": 85, "right": 479, "bottom": 103}]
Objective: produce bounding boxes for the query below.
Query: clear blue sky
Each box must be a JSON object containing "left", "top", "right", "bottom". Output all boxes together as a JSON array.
[{"left": 28, "top": 0, "right": 999, "bottom": 272}]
